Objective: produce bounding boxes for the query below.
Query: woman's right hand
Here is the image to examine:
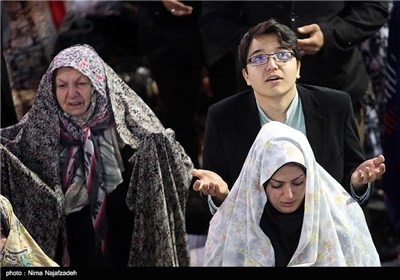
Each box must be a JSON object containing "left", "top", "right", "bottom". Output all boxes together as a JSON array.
[{"left": 191, "top": 168, "right": 229, "bottom": 204}]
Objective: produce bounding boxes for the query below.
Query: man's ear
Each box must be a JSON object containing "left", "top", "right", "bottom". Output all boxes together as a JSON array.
[
  {"left": 296, "top": 61, "right": 301, "bottom": 79},
  {"left": 242, "top": 68, "right": 251, "bottom": 86}
]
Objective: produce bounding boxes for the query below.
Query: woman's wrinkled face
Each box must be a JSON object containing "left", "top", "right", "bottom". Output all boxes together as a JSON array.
[
  {"left": 264, "top": 163, "right": 306, "bottom": 214},
  {"left": 55, "top": 67, "right": 92, "bottom": 117}
]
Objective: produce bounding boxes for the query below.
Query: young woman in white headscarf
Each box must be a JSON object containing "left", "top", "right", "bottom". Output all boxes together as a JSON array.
[
  {"left": 0, "top": 44, "right": 193, "bottom": 267},
  {"left": 204, "top": 121, "right": 380, "bottom": 266}
]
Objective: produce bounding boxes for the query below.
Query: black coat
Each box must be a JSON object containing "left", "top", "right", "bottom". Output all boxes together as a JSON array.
[{"left": 203, "top": 84, "right": 366, "bottom": 204}]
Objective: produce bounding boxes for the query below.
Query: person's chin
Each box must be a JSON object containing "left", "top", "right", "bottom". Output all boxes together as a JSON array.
[
  {"left": 67, "top": 109, "right": 86, "bottom": 117},
  {"left": 279, "top": 204, "right": 297, "bottom": 213}
]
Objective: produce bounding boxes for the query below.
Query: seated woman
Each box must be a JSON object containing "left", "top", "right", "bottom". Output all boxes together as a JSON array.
[
  {"left": 0, "top": 195, "right": 58, "bottom": 267},
  {"left": 204, "top": 121, "right": 380, "bottom": 266},
  {"left": 0, "top": 44, "right": 193, "bottom": 267}
]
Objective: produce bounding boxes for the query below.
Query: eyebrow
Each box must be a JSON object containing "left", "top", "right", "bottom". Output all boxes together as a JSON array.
[
  {"left": 248, "top": 46, "right": 289, "bottom": 58},
  {"left": 270, "top": 174, "right": 305, "bottom": 183},
  {"left": 56, "top": 75, "right": 89, "bottom": 83}
]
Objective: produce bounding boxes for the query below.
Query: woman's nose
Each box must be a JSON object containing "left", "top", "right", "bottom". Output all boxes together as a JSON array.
[
  {"left": 67, "top": 85, "right": 79, "bottom": 97},
  {"left": 283, "top": 185, "right": 294, "bottom": 199}
]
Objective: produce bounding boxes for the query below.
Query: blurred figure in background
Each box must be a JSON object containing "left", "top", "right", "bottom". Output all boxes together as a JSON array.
[
  {"left": 137, "top": 1, "right": 235, "bottom": 265},
  {"left": 53, "top": 1, "right": 154, "bottom": 103},
  {"left": 1, "top": 2, "right": 18, "bottom": 128},
  {"left": 2, "top": 0, "right": 60, "bottom": 121},
  {"left": 382, "top": 0, "right": 400, "bottom": 257},
  {"left": 138, "top": 0, "right": 204, "bottom": 169}
]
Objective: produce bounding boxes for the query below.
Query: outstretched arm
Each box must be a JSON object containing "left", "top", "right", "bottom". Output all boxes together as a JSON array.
[
  {"left": 351, "top": 154, "right": 386, "bottom": 195},
  {"left": 191, "top": 168, "right": 229, "bottom": 206}
]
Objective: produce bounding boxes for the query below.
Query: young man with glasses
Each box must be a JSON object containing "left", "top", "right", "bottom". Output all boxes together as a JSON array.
[{"left": 192, "top": 19, "right": 385, "bottom": 214}]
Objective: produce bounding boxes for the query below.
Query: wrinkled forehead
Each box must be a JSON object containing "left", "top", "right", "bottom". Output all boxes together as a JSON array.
[
  {"left": 50, "top": 45, "right": 106, "bottom": 96},
  {"left": 54, "top": 67, "right": 90, "bottom": 80}
]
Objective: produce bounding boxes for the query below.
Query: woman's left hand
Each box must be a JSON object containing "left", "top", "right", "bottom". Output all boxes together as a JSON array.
[{"left": 351, "top": 154, "right": 385, "bottom": 188}]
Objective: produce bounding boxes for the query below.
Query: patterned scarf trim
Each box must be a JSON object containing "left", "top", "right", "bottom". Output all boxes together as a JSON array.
[{"left": 59, "top": 106, "right": 124, "bottom": 260}]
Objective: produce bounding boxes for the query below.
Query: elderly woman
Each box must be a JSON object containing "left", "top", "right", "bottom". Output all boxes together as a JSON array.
[
  {"left": 204, "top": 121, "right": 380, "bottom": 266},
  {"left": 0, "top": 44, "right": 193, "bottom": 267}
]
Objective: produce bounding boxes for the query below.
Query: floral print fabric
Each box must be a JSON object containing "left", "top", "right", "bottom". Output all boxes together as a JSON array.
[
  {"left": 0, "top": 195, "right": 58, "bottom": 267},
  {"left": 204, "top": 121, "right": 380, "bottom": 266}
]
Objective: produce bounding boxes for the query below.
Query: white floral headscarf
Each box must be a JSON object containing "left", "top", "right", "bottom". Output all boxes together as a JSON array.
[
  {"left": 0, "top": 195, "right": 58, "bottom": 267},
  {"left": 204, "top": 121, "right": 380, "bottom": 266}
]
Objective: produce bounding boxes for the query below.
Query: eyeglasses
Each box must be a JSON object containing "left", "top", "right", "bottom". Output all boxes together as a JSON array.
[{"left": 247, "top": 51, "right": 295, "bottom": 66}]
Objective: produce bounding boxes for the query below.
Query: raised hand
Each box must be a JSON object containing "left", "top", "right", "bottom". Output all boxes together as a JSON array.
[
  {"left": 351, "top": 154, "right": 386, "bottom": 188},
  {"left": 191, "top": 168, "right": 229, "bottom": 205}
]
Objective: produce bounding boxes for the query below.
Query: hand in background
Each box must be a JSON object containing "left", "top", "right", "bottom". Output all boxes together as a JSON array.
[
  {"left": 162, "top": 0, "right": 193, "bottom": 16},
  {"left": 297, "top": 23, "right": 324, "bottom": 56}
]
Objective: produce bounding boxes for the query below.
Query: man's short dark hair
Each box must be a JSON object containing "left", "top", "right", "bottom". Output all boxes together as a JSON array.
[{"left": 238, "top": 18, "right": 301, "bottom": 70}]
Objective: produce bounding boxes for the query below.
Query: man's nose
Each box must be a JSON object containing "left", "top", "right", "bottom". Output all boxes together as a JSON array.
[{"left": 265, "top": 56, "right": 279, "bottom": 70}]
